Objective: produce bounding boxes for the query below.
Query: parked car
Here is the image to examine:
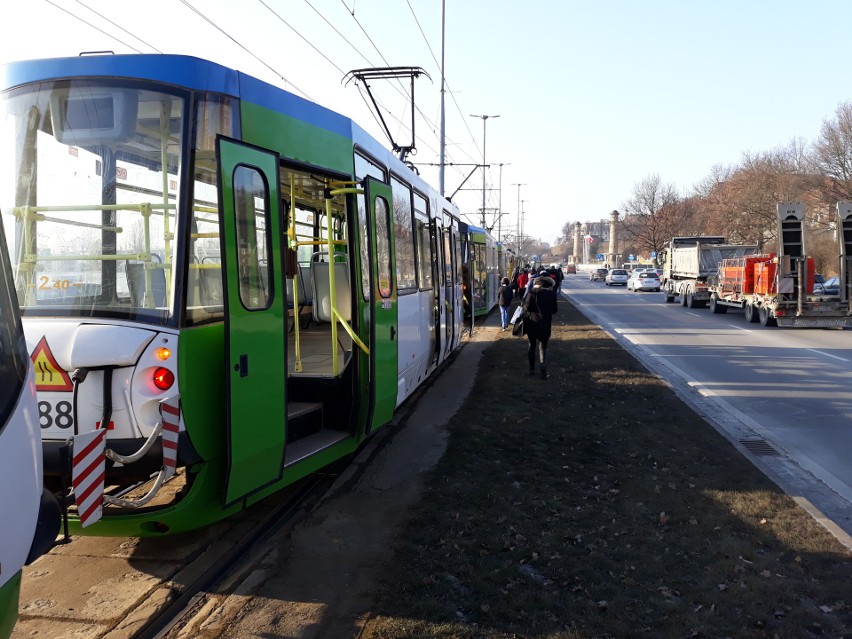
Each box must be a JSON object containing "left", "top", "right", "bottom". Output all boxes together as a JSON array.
[
  {"left": 605, "top": 268, "right": 629, "bottom": 286},
  {"left": 815, "top": 275, "right": 840, "bottom": 295},
  {"left": 590, "top": 267, "right": 608, "bottom": 281},
  {"left": 627, "top": 270, "right": 661, "bottom": 291}
]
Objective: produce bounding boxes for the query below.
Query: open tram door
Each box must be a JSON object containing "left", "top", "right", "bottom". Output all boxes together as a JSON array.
[
  {"left": 363, "top": 177, "right": 398, "bottom": 434},
  {"left": 217, "top": 138, "right": 287, "bottom": 508}
]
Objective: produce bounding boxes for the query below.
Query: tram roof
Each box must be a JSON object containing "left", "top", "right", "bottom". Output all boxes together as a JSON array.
[{"left": 0, "top": 54, "right": 351, "bottom": 139}]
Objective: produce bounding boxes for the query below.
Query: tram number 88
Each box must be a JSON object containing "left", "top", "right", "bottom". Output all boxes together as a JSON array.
[{"left": 39, "top": 400, "right": 74, "bottom": 429}]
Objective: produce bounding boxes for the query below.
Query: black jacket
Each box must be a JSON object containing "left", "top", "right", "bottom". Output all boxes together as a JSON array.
[
  {"left": 522, "top": 279, "right": 558, "bottom": 336},
  {"left": 498, "top": 284, "right": 513, "bottom": 307}
]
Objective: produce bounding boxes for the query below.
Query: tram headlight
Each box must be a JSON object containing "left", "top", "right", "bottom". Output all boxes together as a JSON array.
[{"left": 152, "top": 367, "right": 175, "bottom": 391}]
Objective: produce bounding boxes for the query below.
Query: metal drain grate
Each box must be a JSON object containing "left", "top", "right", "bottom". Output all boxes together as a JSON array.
[{"left": 739, "top": 438, "right": 780, "bottom": 456}]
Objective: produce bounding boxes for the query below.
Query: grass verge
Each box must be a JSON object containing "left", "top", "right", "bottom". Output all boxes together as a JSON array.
[{"left": 361, "top": 299, "right": 852, "bottom": 639}]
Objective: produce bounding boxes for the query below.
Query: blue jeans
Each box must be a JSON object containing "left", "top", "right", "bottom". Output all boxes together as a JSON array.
[{"left": 500, "top": 305, "right": 509, "bottom": 328}]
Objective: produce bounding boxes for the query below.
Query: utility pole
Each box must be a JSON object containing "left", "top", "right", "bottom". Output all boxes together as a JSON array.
[
  {"left": 512, "top": 182, "right": 525, "bottom": 255},
  {"left": 469, "top": 113, "right": 499, "bottom": 227},
  {"left": 496, "top": 163, "right": 509, "bottom": 241},
  {"left": 439, "top": 0, "right": 446, "bottom": 196}
]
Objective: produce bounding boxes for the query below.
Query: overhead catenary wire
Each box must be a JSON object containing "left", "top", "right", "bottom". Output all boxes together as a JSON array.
[
  {"left": 178, "top": 0, "right": 314, "bottom": 101},
  {"left": 44, "top": 0, "right": 145, "bottom": 53},
  {"left": 333, "top": 0, "right": 483, "bottom": 174},
  {"left": 71, "top": 0, "right": 162, "bottom": 53},
  {"left": 299, "top": 0, "right": 483, "bottom": 184},
  {"left": 258, "top": 1, "right": 345, "bottom": 75}
]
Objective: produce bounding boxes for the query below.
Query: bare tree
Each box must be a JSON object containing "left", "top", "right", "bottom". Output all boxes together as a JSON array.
[
  {"left": 620, "top": 174, "right": 685, "bottom": 259},
  {"left": 692, "top": 144, "right": 819, "bottom": 250},
  {"left": 814, "top": 101, "right": 852, "bottom": 201}
]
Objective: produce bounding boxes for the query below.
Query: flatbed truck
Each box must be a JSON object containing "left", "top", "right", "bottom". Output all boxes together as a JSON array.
[{"left": 706, "top": 202, "right": 852, "bottom": 328}]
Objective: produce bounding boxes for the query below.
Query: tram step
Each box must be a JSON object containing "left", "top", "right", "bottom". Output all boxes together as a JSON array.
[
  {"left": 287, "top": 401, "right": 324, "bottom": 443},
  {"left": 287, "top": 401, "right": 323, "bottom": 420}
]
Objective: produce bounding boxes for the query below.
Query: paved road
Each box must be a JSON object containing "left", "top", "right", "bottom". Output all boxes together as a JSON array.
[{"left": 562, "top": 271, "right": 852, "bottom": 540}]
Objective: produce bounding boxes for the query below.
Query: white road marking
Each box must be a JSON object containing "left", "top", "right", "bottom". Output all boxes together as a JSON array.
[{"left": 807, "top": 348, "right": 848, "bottom": 362}]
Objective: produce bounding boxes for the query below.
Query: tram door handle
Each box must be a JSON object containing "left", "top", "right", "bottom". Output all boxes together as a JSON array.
[
  {"left": 390, "top": 326, "right": 396, "bottom": 341},
  {"left": 234, "top": 354, "right": 249, "bottom": 377}
]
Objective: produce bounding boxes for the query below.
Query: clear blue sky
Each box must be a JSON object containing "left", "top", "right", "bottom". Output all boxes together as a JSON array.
[{"left": 1, "top": 1, "right": 849, "bottom": 246}]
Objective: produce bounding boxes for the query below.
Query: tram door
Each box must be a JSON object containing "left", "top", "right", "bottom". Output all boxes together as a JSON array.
[
  {"left": 363, "top": 177, "right": 398, "bottom": 433},
  {"left": 430, "top": 218, "right": 442, "bottom": 366},
  {"left": 217, "top": 138, "right": 287, "bottom": 507},
  {"left": 442, "top": 226, "right": 455, "bottom": 356}
]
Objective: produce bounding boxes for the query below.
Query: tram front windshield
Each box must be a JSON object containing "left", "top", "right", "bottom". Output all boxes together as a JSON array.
[{"left": 0, "top": 80, "right": 186, "bottom": 325}]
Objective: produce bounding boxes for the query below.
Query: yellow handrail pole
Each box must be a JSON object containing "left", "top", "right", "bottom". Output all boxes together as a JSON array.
[
  {"left": 333, "top": 307, "right": 369, "bottom": 354},
  {"left": 140, "top": 203, "right": 154, "bottom": 308},
  {"left": 323, "top": 197, "right": 339, "bottom": 375},
  {"left": 289, "top": 173, "right": 303, "bottom": 373}
]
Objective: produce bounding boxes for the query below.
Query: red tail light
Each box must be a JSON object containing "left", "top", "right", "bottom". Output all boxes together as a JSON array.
[{"left": 152, "top": 367, "right": 175, "bottom": 391}]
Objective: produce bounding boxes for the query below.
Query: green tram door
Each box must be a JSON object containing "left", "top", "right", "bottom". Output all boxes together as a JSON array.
[
  {"left": 217, "top": 138, "right": 287, "bottom": 508},
  {"left": 363, "top": 177, "right": 398, "bottom": 433}
]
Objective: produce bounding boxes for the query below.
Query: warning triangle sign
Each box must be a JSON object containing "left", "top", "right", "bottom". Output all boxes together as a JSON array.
[{"left": 31, "top": 336, "right": 73, "bottom": 392}]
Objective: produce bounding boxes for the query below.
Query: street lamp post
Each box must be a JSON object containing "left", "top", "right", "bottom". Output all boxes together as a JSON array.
[{"left": 469, "top": 113, "right": 499, "bottom": 227}]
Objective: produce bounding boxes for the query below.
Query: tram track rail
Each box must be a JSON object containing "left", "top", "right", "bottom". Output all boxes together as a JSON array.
[{"left": 14, "top": 459, "right": 350, "bottom": 639}]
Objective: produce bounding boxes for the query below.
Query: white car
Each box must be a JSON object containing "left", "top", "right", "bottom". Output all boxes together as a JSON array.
[
  {"left": 627, "top": 270, "right": 661, "bottom": 291},
  {"left": 605, "top": 269, "right": 629, "bottom": 286}
]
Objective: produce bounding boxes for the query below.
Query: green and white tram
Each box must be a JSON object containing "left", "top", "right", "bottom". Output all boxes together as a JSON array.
[{"left": 0, "top": 54, "right": 468, "bottom": 536}]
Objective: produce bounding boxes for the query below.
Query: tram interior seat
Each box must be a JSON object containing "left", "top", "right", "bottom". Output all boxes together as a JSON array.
[
  {"left": 126, "top": 261, "right": 167, "bottom": 308},
  {"left": 311, "top": 257, "right": 351, "bottom": 323}
]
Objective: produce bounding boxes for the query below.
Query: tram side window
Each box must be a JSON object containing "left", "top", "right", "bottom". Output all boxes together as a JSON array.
[
  {"left": 390, "top": 177, "right": 416, "bottom": 293},
  {"left": 374, "top": 196, "right": 393, "bottom": 298},
  {"left": 233, "top": 166, "right": 272, "bottom": 310},
  {"left": 443, "top": 214, "right": 454, "bottom": 284},
  {"left": 186, "top": 94, "right": 237, "bottom": 325},
  {"left": 416, "top": 219, "right": 433, "bottom": 291}
]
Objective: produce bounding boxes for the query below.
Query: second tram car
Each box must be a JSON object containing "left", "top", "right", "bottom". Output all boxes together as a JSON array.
[{"left": 0, "top": 54, "right": 494, "bottom": 536}]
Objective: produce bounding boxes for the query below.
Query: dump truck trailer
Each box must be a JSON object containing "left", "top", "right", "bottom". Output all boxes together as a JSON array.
[{"left": 660, "top": 236, "right": 758, "bottom": 307}]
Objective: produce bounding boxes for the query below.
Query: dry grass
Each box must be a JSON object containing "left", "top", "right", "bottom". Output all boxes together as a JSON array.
[{"left": 361, "top": 300, "right": 852, "bottom": 639}]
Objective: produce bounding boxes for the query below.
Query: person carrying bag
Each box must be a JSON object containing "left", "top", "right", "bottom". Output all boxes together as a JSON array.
[{"left": 521, "top": 271, "right": 558, "bottom": 379}]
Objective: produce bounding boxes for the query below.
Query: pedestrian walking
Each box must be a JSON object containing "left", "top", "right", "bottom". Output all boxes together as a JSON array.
[
  {"left": 524, "top": 268, "right": 544, "bottom": 298},
  {"left": 516, "top": 268, "right": 529, "bottom": 300},
  {"left": 522, "top": 272, "right": 558, "bottom": 379},
  {"left": 497, "top": 277, "right": 513, "bottom": 331}
]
